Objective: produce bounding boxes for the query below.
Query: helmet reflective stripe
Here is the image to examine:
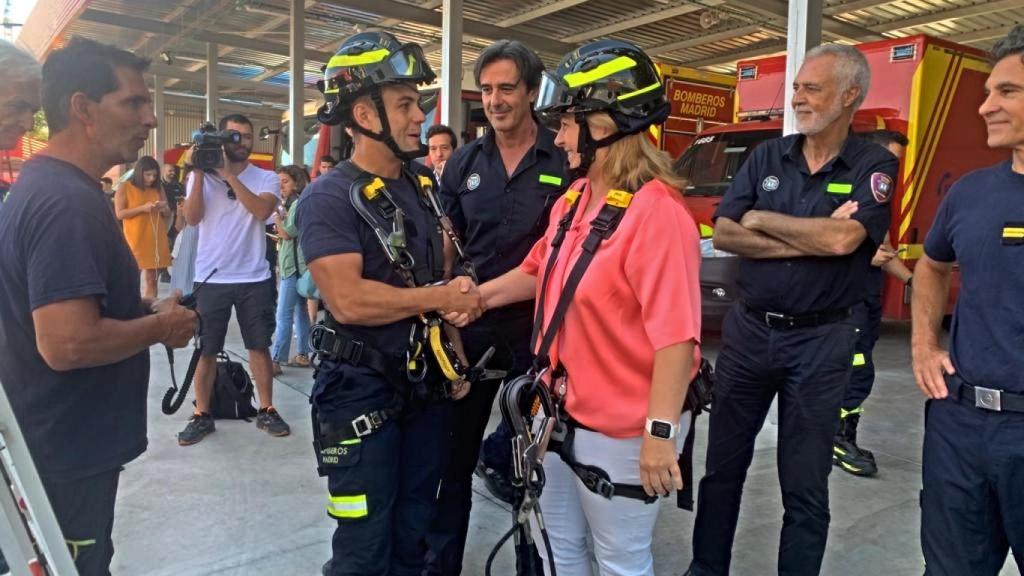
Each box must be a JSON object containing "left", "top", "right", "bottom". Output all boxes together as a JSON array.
[
  {"left": 618, "top": 81, "right": 661, "bottom": 102},
  {"left": 327, "top": 48, "right": 390, "bottom": 69},
  {"left": 563, "top": 55, "right": 637, "bottom": 88}
]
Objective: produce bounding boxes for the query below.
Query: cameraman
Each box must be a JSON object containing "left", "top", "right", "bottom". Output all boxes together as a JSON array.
[
  {"left": 180, "top": 113, "right": 290, "bottom": 445},
  {"left": 0, "top": 38, "right": 197, "bottom": 576}
]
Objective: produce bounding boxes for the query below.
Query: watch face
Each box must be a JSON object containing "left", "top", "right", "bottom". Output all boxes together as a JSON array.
[{"left": 650, "top": 420, "right": 673, "bottom": 439}]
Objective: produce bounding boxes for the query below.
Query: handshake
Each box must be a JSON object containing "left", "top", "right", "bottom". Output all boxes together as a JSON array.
[{"left": 438, "top": 276, "right": 487, "bottom": 327}]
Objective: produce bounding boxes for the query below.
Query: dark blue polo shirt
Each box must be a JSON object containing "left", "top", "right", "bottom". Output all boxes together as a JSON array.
[
  {"left": 297, "top": 162, "right": 440, "bottom": 358},
  {"left": 924, "top": 161, "right": 1024, "bottom": 392},
  {"left": 440, "top": 125, "right": 568, "bottom": 286},
  {"left": 0, "top": 156, "right": 149, "bottom": 480},
  {"left": 714, "top": 133, "right": 897, "bottom": 314}
]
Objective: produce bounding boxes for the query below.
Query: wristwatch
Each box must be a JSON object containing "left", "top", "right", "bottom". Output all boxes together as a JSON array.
[{"left": 646, "top": 417, "right": 678, "bottom": 440}]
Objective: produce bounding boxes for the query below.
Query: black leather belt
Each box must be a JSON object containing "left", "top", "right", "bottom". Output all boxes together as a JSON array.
[
  {"left": 310, "top": 323, "right": 401, "bottom": 383},
  {"left": 743, "top": 303, "right": 851, "bottom": 330},
  {"left": 947, "top": 374, "right": 1024, "bottom": 413}
]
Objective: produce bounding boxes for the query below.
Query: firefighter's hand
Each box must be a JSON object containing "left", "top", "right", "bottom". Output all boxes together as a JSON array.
[
  {"left": 451, "top": 379, "right": 471, "bottom": 400},
  {"left": 152, "top": 290, "right": 199, "bottom": 349},
  {"left": 912, "top": 342, "right": 954, "bottom": 399},
  {"left": 440, "top": 276, "right": 484, "bottom": 327},
  {"left": 830, "top": 200, "right": 859, "bottom": 220},
  {"left": 639, "top": 433, "right": 682, "bottom": 497},
  {"left": 871, "top": 245, "right": 897, "bottom": 267}
]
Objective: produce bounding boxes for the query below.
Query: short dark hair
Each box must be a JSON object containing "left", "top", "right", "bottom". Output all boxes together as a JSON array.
[
  {"left": 99, "top": 177, "right": 113, "bottom": 185},
  {"left": 218, "top": 113, "right": 253, "bottom": 132},
  {"left": 130, "top": 155, "right": 162, "bottom": 192},
  {"left": 319, "top": 155, "right": 337, "bottom": 166},
  {"left": 991, "top": 25, "right": 1024, "bottom": 65},
  {"left": 42, "top": 37, "right": 150, "bottom": 135},
  {"left": 862, "top": 129, "right": 908, "bottom": 149},
  {"left": 426, "top": 124, "right": 458, "bottom": 149},
  {"left": 473, "top": 40, "right": 545, "bottom": 93}
]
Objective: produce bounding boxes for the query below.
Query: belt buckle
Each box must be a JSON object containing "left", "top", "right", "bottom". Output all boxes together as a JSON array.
[
  {"left": 311, "top": 325, "right": 336, "bottom": 354},
  {"left": 974, "top": 386, "right": 1002, "bottom": 411},
  {"left": 351, "top": 414, "right": 374, "bottom": 437},
  {"left": 765, "top": 311, "right": 785, "bottom": 327}
]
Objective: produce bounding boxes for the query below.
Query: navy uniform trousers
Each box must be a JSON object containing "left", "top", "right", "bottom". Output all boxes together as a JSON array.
[
  {"left": 690, "top": 305, "right": 857, "bottom": 575},
  {"left": 921, "top": 378, "right": 1024, "bottom": 575},
  {"left": 845, "top": 292, "right": 883, "bottom": 411},
  {"left": 316, "top": 362, "right": 451, "bottom": 576}
]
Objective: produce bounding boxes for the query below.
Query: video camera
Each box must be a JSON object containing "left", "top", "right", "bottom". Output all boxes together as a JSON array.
[{"left": 190, "top": 122, "right": 241, "bottom": 172}]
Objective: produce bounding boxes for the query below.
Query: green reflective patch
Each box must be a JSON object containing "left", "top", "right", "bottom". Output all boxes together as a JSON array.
[
  {"left": 827, "top": 182, "right": 853, "bottom": 195},
  {"left": 852, "top": 353, "right": 866, "bottom": 367},
  {"left": 538, "top": 174, "right": 563, "bottom": 186}
]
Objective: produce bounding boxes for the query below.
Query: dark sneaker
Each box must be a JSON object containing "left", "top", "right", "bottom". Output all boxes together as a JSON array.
[
  {"left": 178, "top": 412, "right": 215, "bottom": 446},
  {"left": 474, "top": 460, "right": 517, "bottom": 504},
  {"left": 256, "top": 406, "right": 291, "bottom": 437},
  {"left": 833, "top": 409, "right": 878, "bottom": 477}
]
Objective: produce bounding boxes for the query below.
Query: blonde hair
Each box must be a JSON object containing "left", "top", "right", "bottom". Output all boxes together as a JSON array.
[{"left": 588, "top": 112, "right": 687, "bottom": 193}]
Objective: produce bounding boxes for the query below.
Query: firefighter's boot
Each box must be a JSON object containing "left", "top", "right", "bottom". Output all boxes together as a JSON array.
[{"left": 833, "top": 408, "right": 878, "bottom": 477}]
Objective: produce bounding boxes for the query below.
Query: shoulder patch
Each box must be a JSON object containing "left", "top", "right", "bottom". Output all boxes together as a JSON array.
[
  {"left": 467, "top": 173, "right": 480, "bottom": 191},
  {"left": 762, "top": 175, "right": 779, "bottom": 192},
  {"left": 871, "top": 172, "right": 894, "bottom": 203}
]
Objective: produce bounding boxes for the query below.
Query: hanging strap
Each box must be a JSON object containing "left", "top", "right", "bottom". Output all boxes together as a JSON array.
[
  {"left": 530, "top": 186, "right": 635, "bottom": 371},
  {"left": 338, "top": 160, "right": 444, "bottom": 287},
  {"left": 161, "top": 346, "right": 203, "bottom": 415}
]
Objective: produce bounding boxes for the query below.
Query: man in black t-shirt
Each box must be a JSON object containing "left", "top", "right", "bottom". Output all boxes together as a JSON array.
[
  {"left": 912, "top": 27, "right": 1024, "bottom": 574},
  {"left": 0, "top": 38, "right": 196, "bottom": 576}
]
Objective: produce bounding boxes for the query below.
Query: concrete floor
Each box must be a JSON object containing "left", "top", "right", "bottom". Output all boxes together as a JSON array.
[{"left": 108, "top": 316, "right": 1022, "bottom": 576}]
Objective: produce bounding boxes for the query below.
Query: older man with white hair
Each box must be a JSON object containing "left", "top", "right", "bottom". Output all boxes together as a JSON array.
[
  {"left": 686, "top": 44, "right": 899, "bottom": 576},
  {"left": 0, "top": 39, "right": 40, "bottom": 205}
]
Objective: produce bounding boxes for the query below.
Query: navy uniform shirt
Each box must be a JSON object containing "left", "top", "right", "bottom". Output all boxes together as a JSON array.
[
  {"left": 297, "top": 161, "right": 440, "bottom": 358},
  {"left": 924, "top": 161, "right": 1024, "bottom": 392},
  {"left": 0, "top": 156, "right": 149, "bottom": 480},
  {"left": 440, "top": 125, "right": 568, "bottom": 287},
  {"left": 715, "top": 133, "right": 897, "bottom": 315}
]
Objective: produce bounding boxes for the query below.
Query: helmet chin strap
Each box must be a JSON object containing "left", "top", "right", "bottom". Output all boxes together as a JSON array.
[
  {"left": 570, "top": 111, "right": 630, "bottom": 181},
  {"left": 349, "top": 86, "right": 428, "bottom": 163}
]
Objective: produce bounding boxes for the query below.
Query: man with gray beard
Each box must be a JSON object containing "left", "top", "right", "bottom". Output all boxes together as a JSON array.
[{"left": 685, "top": 44, "right": 898, "bottom": 576}]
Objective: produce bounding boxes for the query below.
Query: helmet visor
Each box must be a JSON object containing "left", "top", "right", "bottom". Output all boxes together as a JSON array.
[
  {"left": 535, "top": 71, "right": 575, "bottom": 116},
  {"left": 323, "top": 43, "right": 435, "bottom": 96}
]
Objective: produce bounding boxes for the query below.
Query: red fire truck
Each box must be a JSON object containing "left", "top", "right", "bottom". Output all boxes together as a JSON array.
[{"left": 674, "top": 35, "right": 1009, "bottom": 326}]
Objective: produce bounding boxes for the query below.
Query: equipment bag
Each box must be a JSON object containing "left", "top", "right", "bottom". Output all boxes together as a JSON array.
[{"left": 209, "top": 352, "right": 258, "bottom": 420}]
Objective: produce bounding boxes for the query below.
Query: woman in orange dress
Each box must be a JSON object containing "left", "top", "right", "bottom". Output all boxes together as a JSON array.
[{"left": 115, "top": 155, "right": 171, "bottom": 299}]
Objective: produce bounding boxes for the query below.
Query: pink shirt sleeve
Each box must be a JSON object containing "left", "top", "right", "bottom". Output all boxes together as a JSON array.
[
  {"left": 624, "top": 193, "right": 702, "bottom": 350},
  {"left": 520, "top": 234, "right": 548, "bottom": 277}
]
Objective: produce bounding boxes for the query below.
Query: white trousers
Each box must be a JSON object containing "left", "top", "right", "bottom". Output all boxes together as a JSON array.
[{"left": 531, "top": 413, "right": 690, "bottom": 576}]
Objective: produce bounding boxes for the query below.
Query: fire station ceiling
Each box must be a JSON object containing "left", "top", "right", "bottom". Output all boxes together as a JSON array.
[{"left": 17, "top": 0, "right": 1024, "bottom": 119}]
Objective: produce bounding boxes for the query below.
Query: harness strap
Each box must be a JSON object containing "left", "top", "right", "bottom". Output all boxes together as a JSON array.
[
  {"left": 550, "top": 414, "right": 659, "bottom": 504},
  {"left": 530, "top": 185, "right": 634, "bottom": 372}
]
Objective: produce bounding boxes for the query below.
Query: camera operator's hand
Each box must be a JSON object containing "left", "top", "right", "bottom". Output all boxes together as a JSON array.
[
  {"left": 151, "top": 290, "right": 198, "bottom": 349},
  {"left": 214, "top": 149, "right": 235, "bottom": 182}
]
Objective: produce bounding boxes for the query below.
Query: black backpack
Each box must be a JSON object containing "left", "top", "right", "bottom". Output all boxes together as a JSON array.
[
  {"left": 209, "top": 352, "right": 258, "bottom": 420},
  {"left": 163, "top": 349, "right": 257, "bottom": 420}
]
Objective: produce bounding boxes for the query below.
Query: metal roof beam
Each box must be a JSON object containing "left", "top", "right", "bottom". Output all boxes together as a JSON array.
[
  {"left": 135, "top": 0, "right": 235, "bottom": 59},
  {"left": 824, "top": 0, "right": 899, "bottom": 15},
  {"left": 151, "top": 64, "right": 320, "bottom": 99},
  {"left": 645, "top": 24, "right": 767, "bottom": 58},
  {"left": 561, "top": 0, "right": 725, "bottom": 44},
  {"left": 873, "top": 0, "right": 1024, "bottom": 34},
  {"left": 317, "top": 0, "right": 573, "bottom": 55},
  {"left": 682, "top": 39, "right": 786, "bottom": 68},
  {"left": 727, "top": 0, "right": 884, "bottom": 42},
  {"left": 497, "top": 0, "right": 591, "bottom": 28},
  {"left": 951, "top": 24, "right": 1020, "bottom": 45},
  {"left": 78, "top": 9, "right": 334, "bottom": 61}
]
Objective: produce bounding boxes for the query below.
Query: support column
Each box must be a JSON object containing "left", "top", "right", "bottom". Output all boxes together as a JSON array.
[
  {"left": 153, "top": 75, "right": 165, "bottom": 162},
  {"left": 206, "top": 42, "right": 218, "bottom": 122},
  {"left": 441, "top": 0, "right": 464, "bottom": 141},
  {"left": 289, "top": 0, "right": 306, "bottom": 166},
  {"left": 782, "top": 0, "right": 823, "bottom": 136}
]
